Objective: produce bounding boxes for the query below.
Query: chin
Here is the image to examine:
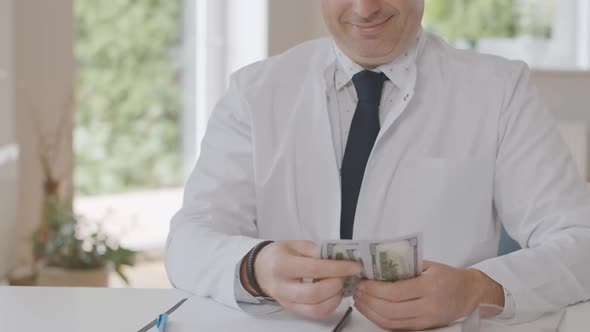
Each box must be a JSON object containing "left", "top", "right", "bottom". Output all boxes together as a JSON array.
[{"left": 351, "top": 43, "right": 397, "bottom": 62}]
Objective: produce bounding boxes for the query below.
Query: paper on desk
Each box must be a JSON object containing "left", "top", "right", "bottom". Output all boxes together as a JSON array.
[
  {"left": 151, "top": 297, "right": 353, "bottom": 332},
  {"left": 316, "top": 309, "right": 564, "bottom": 332},
  {"left": 150, "top": 296, "right": 565, "bottom": 332}
]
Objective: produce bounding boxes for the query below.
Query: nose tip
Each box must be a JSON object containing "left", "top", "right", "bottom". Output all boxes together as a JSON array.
[{"left": 351, "top": 0, "right": 383, "bottom": 19}]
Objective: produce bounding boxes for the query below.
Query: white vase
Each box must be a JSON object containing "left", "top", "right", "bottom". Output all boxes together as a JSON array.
[
  {"left": 36, "top": 266, "right": 110, "bottom": 287},
  {"left": 0, "top": 144, "right": 19, "bottom": 283}
]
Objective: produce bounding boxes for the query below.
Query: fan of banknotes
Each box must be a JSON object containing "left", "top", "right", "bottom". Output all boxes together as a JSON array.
[{"left": 317, "top": 233, "right": 423, "bottom": 296}]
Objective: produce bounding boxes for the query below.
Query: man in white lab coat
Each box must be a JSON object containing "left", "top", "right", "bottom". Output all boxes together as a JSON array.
[{"left": 166, "top": 0, "right": 590, "bottom": 330}]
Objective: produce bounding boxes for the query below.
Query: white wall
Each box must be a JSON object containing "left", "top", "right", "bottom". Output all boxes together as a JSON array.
[
  {"left": 0, "top": 0, "right": 15, "bottom": 143},
  {"left": 311, "top": 1, "right": 328, "bottom": 39},
  {"left": 268, "top": 0, "right": 313, "bottom": 55},
  {"left": 532, "top": 71, "right": 590, "bottom": 122},
  {"left": 6, "top": 0, "right": 75, "bottom": 279},
  {"left": 267, "top": 0, "right": 327, "bottom": 55}
]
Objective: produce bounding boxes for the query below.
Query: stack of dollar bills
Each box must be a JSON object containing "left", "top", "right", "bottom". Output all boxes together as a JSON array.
[{"left": 317, "top": 233, "right": 423, "bottom": 296}]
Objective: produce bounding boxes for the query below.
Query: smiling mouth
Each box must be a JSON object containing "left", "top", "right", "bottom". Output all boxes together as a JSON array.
[{"left": 350, "top": 15, "right": 394, "bottom": 32}]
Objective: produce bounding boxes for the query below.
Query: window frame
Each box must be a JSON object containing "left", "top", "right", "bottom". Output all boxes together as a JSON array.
[{"left": 182, "top": 0, "right": 268, "bottom": 178}]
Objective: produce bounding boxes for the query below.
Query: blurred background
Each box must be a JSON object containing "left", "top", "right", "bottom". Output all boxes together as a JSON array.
[{"left": 0, "top": 0, "right": 589, "bottom": 289}]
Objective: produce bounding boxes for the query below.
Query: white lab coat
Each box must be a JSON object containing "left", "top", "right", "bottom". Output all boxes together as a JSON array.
[{"left": 166, "top": 32, "right": 590, "bottom": 324}]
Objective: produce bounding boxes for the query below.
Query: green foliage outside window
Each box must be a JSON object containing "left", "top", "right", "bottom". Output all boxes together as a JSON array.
[
  {"left": 424, "top": 0, "right": 553, "bottom": 47},
  {"left": 75, "top": 0, "right": 182, "bottom": 196}
]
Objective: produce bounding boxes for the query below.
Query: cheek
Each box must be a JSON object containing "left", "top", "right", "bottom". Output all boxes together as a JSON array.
[
  {"left": 323, "top": 14, "right": 348, "bottom": 41},
  {"left": 321, "top": 1, "right": 345, "bottom": 26}
]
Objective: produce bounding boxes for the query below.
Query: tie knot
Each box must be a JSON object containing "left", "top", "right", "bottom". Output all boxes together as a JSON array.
[{"left": 352, "top": 70, "right": 388, "bottom": 104}]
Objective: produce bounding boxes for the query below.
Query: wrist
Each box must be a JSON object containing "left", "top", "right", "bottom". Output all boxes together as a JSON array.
[
  {"left": 240, "top": 255, "right": 259, "bottom": 297},
  {"left": 240, "top": 241, "right": 275, "bottom": 298},
  {"left": 467, "top": 268, "right": 505, "bottom": 309}
]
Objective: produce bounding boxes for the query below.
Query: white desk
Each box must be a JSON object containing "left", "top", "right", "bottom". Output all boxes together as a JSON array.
[
  {"left": 0, "top": 287, "right": 588, "bottom": 332},
  {"left": 0, "top": 287, "right": 187, "bottom": 332}
]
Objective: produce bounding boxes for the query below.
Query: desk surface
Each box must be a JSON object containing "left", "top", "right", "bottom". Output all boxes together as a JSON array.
[
  {"left": 0, "top": 287, "right": 187, "bottom": 332},
  {"left": 0, "top": 286, "right": 588, "bottom": 332}
]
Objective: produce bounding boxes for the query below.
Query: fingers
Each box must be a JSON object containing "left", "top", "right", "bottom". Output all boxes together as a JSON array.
[
  {"left": 282, "top": 292, "right": 343, "bottom": 320},
  {"left": 282, "top": 255, "right": 361, "bottom": 279},
  {"left": 354, "top": 301, "right": 432, "bottom": 331},
  {"left": 277, "top": 277, "right": 344, "bottom": 305},
  {"left": 357, "top": 277, "right": 425, "bottom": 302},
  {"left": 289, "top": 240, "right": 319, "bottom": 257},
  {"left": 353, "top": 289, "right": 424, "bottom": 320}
]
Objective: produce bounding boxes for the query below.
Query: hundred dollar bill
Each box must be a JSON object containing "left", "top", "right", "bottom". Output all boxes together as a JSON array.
[
  {"left": 318, "top": 233, "right": 422, "bottom": 294},
  {"left": 321, "top": 241, "right": 366, "bottom": 296},
  {"left": 368, "top": 234, "right": 422, "bottom": 281}
]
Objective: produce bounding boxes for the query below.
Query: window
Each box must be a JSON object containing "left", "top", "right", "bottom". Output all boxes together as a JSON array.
[
  {"left": 183, "top": 0, "right": 268, "bottom": 175},
  {"left": 74, "top": 0, "right": 268, "bottom": 256},
  {"left": 74, "top": 0, "right": 184, "bottom": 254},
  {"left": 424, "top": 0, "right": 590, "bottom": 70},
  {"left": 75, "top": 1, "right": 183, "bottom": 196}
]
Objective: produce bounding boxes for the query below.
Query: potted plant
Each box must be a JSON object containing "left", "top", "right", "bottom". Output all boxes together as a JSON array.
[
  {"left": 33, "top": 193, "right": 136, "bottom": 287},
  {"left": 30, "top": 95, "right": 136, "bottom": 287}
]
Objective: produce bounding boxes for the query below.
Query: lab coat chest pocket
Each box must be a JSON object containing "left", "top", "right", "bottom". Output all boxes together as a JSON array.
[{"left": 393, "top": 158, "right": 495, "bottom": 242}]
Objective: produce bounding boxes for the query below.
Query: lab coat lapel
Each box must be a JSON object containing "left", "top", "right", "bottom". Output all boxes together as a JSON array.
[
  {"left": 354, "top": 36, "right": 426, "bottom": 239},
  {"left": 292, "top": 71, "right": 341, "bottom": 241}
]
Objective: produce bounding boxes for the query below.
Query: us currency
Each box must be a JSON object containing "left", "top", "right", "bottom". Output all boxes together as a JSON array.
[
  {"left": 368, "top": 235, "right": 422, "bottom": 281},
  {"left": 318, "top": 233, "right": 422, "bottom": 296},
  {"left": 320, "top": 241, "right": 367, "bottom": 296}
]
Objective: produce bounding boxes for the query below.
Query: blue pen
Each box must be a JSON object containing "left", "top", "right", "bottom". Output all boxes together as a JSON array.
[{"left": 157, "top": 313, "right": 169, "bottom": 332}]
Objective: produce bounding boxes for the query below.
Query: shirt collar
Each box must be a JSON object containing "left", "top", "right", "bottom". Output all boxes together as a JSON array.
[{"left": 332, "top": 27, "right": 423, "bottom": 91}]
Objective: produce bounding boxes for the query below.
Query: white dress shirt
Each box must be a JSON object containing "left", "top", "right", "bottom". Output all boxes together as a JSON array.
[{"left": 166, "top": 29, "right": 590, "bottom": 324}]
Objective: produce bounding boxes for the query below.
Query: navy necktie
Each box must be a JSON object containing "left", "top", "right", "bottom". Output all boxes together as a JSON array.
[{"left": 340, "top": 70, "right": 387, "bottom": 240}]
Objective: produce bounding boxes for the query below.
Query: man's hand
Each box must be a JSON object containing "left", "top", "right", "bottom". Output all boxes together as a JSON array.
[
  {"left": 353, "top": 261, "right": 505, "bottom": 331},
  {"left": 240, "top": 240, "right": 361, "bottom": 319}
]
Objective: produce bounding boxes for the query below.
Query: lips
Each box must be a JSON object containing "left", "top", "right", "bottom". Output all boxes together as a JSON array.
[{"left": 349, "top": 15, "right": 393, "bottom": 34}]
